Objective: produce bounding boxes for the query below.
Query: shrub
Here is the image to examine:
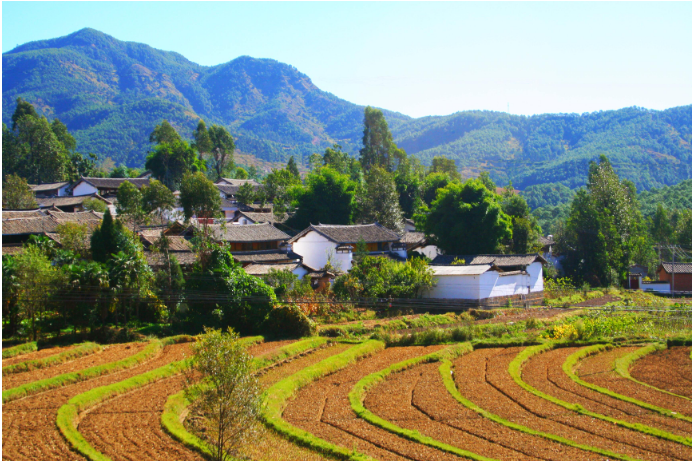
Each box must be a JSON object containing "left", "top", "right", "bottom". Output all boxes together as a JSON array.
[{"left": 264, "top": 304, "right": 316, "bottom": 338}]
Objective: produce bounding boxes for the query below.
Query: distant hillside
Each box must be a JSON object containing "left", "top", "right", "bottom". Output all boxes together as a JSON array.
[
  {"left": 638, "top": 179, "right": 693, "bottom": 217},
  {"left": 3, "top": 28, "right": 691, "bottom": 190}
]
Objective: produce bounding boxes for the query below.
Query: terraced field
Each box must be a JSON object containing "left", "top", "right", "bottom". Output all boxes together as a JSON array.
[{"left": 2, "top": 338, "right": 691, "bottom": 461}]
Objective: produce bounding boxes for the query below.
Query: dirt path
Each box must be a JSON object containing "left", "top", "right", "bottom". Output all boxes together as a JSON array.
[
  {"left": 577, "top": 346, "right": 692, "bottom": 417},
  {"left": 629, "top": 346, "right": 692, "bottom": 398},
  {"left": 2, "top": 342, "right": 190, "bottom": 461},
  {"left": 283, "top": 346, "right": 468, "bottom": 461},
  {"left": 2, "top": 344, "right": 77, "bottom": 368},
  {"left": 367, "top": 360, "right": 600, "bottom": 460},
  {"left": 453, "top": 348, "right": 690, "bottom": 461},
  {"left": 527, "top": 346, "right": 690, "bottom": 436},
  {"left": 2, "top": 342, "right": 147, "bottom": 391}
]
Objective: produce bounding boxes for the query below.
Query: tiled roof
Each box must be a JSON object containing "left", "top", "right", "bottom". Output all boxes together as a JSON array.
[
  {"left": 37, "top": 194, "right": 111, "bottom": 208},
  {"left": 145, "top": 251, "right": 197, "bottom": 267},
  {"left": 231, "top": 249, "right": 302, "bottom": 263},
  {"left": 204, "top": 222, "right": 290, "bottom": 242},
  {"left": 2, "top": 210, "right": 45, "bottom": 219},
  {"left": 243, "top": 263, "right": 302, "bottom": 276},
  {"left": 660, "top": 262, "right": 692, "bottom": 274},
  {"left": 539, "top": 236, "right": 555, "bottom": 247},
  {"left": 78, "top": 177, "right": 150, "bottom": 190},
  {"left": 431, "top": 254, "right": 547, "bottom": 267},
  {"left": 400, "top": 231, "right": 427, "bottom": 247},
  {"left": 2, "top": 244, "right": 24, "bottom": 256},
  {"left": 140, "top": 235, "right": 192, "bottom": 252},
  {"left": 237, "top": 211, "right": 288, "bottom": 224},
  {"left": 2, "top": 216, "right": 58, "bottom": 234},
  {"left": 29, "top": 182, "right": 71, "bottom": 192},
  {"left": 289, "top": 223, "right": 400, "bottom": 244},
  {"left": 49, "top": 210, "right": 103, "bottom": 226}
]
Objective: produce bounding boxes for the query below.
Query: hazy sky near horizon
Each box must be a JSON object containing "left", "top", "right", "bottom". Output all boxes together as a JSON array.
[{"left": 2, "top": 2, "right": 691, "bottom": 118}]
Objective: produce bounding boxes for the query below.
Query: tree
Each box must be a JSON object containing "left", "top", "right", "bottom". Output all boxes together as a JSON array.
[
  {"left": 152, "top": 235, "right": 185, "bottom": 324},
  {"left": 356, "top": 166, "right": 404, "bottom": 232},
  {"left": 323, "top": 144, "right": 361, "bottom": 181},
  {"left": 2, "top": 255, "right": 21, "bottom": 337},
  {"left": 179, "top": 172, "right": 222, "bottom": 222},
  {"left": 91, "top": 209, "right": 125, "bottom": 263},
  {"left": 12, "top": 114, "right": 69, "bottom": 183},
  {"left": 359, "top": 106, "right": 405, "bottom": 172},
  {"left": 207, "top": 125, "right": 235, "bottom": 181},
  {"left": 423, "top": 179, "right": 512, "bottom": 254},
  {"left": 83, "top": 197, "right": 108, "bottom": 213},
  {"left": 502, "top": 194, "right": 542, "bottom": 253},
  {"left": 478, "top": 171, "right": 496, "bottom": 193},
  {"left": 149, "top": 120, "right": 183, "bottom": 145},
  {"left": 109, "top": 164, "right": 141, "bottom": 178},
  {"left": 421, "top": 172, "right": 453, "bottom": 206},
  {"left": 2, "top": 174, "right": 37, "bottom": 209},
  {"left": 234, "top": 167, "right": 248, "bottom": 179},
  {"left": 287, "top": 156, "right": 300, "bottom": 178},
  {"left": 50, "top": 119, "right": 76, "bottom": 152},
  {"left": 184, "top": 328, "right": 262, "bottom": 461},
  {"left": 115, "top": 181, "right": 145, "bottom": 230},
  {"left": 145, "top": 140, "right": 199, "bottom": 191},
  {"left": 429, "top": 156, "right": 461, "bottom": 181},
  {"left": 11, "top": 97, "right": 38, "bottom": 130},
  {"left": 56, "top": 222, "right": 91, "bottom": 259},
  {"left": 192, "top": 120, "right": 213, "bottom": 156},
  {"left": 650, "top": 204, "right": 673, "bottom": 244},
  {"left": 247, "top": 165, "right": 259, "bottom": 180},
  {"left": 141, "top": 179, "right": 176, "bottom": 226},
  {"left": 287, "top": 167, "right": 357, "bottom": 230},
  {"left": 235, "top": 183, "right": 256, "bottom": 206}
]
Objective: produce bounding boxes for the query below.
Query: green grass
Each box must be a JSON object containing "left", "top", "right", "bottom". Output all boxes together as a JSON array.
[
  {"left": 2, "top": 341, "right": 38, "bottom": 359},
  {"left": 3, "top": 342, "right": 102, "bottom": 376},
  {"left": 57, "top": 341, "right": 194, "bottom": 461},
  {"left": 261, "top": 340, "right": 384, "bottom": 461},
  {"left": 509, "top": 343, "right": 692, "bottom": 446},
  {"left": 438, "top": 359, "right": 638, "bottom": 461},
  {"left": 2, "top": 339, "right": 161, "bottom": 404},
  {"left": 564, "top": 344, "right": 692, "bottom": 422},
  {"left": 348, "top": 343, "right": 495, "bottom": 461}
]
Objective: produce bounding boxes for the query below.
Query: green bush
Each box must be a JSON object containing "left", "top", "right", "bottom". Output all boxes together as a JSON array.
[{"left": 264, "top": 304, "right": 316, "bottom": 338}]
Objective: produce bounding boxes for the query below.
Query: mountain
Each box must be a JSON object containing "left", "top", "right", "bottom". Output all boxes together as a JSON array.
[{"left": 3, "top": 28, "right": 691, "bottom": 190}]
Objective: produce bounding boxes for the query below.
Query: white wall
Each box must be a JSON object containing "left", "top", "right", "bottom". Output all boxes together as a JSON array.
[
  {"left": 292, "top": 231, "right": 351, "bottom": 271},
  {"left": 57, "top": 184, "right": 70, "bottom": 197},
  {"left": 527, "top": 262, "right": 544, "bottom": 293},
  {"left": 73, "top": 182, "right": 98, "bottom": 196},
  {"left": 413, "top": 245, "right": 440, "bottom": 260},
  {"left": 423, "top": 274, "right": 480, "bottom": 299},
  {"left": 425, "top": 266, "right": 545, "bottom": 300},
  {"left": 292, "top": 265, "right": 309, "bottom": 280}
]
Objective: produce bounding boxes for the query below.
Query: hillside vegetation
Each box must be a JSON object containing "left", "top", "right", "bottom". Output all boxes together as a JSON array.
[{"left": 3, "top": 28, "right": 691, "bottom": 190}]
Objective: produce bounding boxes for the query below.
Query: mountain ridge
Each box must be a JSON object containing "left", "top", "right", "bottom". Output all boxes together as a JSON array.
[{"left": 3, "top": 28, "right": 691, "bottom": 190}]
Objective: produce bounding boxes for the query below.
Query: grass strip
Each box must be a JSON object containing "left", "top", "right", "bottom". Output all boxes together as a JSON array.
[
  {"left": 262, "top": 340, "right": 384, "bottom": 461},
  {"left": 614, "top": 343, "right": 691, "bottom": 401},
  {"left": 252, "top": 337, "right": 329, "bottom": 369},
  {"left": 2, "top": 341, "right": 38, "bottom": 359},
  {"left": 3, "top": 342, "right": 102, "bottom": 376},
  {"left": 510, "top": 343, "right": 692, "bottom": 446},
  {"left": 565, "top": 345, "right": 692, "bottom": 423},
  {"left": 438, "top": 359, "right": 638, "bottom": 461},
  {"left": 161, "top": 335, "right": 323, "bottom": 460},
  {"left": 2, "top": 340, "right": 162, "bottom": 404},
  {"left": 349, "top": 343, "right": 496, "bottom": 461},
  {"left": 57, "top": 336, "right": 195, "bottom": 461}
]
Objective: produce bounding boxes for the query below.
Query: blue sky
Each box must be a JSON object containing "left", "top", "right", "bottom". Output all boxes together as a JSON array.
[{"left": 2, "top": 2, "right": 691, "bottom": 118}]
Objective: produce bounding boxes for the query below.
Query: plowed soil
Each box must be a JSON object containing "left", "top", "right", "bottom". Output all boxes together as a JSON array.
[
  {"left": 366, "top": 360, "right": 600, "bottom": 460},
  {"left": 2, "top": 344, "right": 77, "bottom": 368},
  {"left": 454, "top": 347, "right": 690, "bottom": 461},
  {"left": 283, "top": 346, "right": 468, "bottom": 461},
  {"left": 2, "top": 342, "right": 147, "bottom": 391},
  {"left": 630, "top": 346, "right": 692, "bottom": 398},
  {"left": 2, "top": 342, "right": 190, "bottom": 461},
  {"left": 527, "top": 346, "right": 690, "bottom": 436},
  {"left": 577, "top": 346, "right": 692, "bottom": 417},
  {"left": 247, "top": 339, "right": 297, "bottom": 358}
]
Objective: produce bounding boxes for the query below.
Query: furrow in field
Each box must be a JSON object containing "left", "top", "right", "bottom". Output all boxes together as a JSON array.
[
  {"left": 630, "top": 346, "right": 692, "bottom": 398},
  {"left": 455, "top": 347, "right": 691, "bottom": 461},
  {"left": 2, "top": 344, "right": 77, "bottom": 368},
  {"left": 538, "top": 346, "right": 690, "bottom": 435},
  {"left": 283, "top": 346, "right": 465, "bottom": 461},
  {"left": 2, "top": 342, "right": 189, "bottom": 461}
]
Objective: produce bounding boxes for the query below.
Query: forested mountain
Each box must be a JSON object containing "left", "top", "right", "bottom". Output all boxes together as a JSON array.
[{"left": 3, "top": 28, "right": 691, "bottom": 190}]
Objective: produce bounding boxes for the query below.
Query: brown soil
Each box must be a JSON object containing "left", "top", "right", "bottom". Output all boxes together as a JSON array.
[
  {"left": 527, "top": 346, "right": 690, "bottom": 436},
  {"left": 2, "top": 344, "right": 78, "bottom": 368},
  {"left": 577, "top": 347, "right": 692, "bottom": 417},
  {"left": 572, "top": 295, "right": 621, "bottom": 307},
  {"left": 2, "top": 342, "right": 191, "bottom": 461},
  {"left": 2, "top": 342, "right": 148, "bottom": 391},
  {"left": 283, "top": 346, "right": 467, "bottom": 461},
  {"left": 454, "top": 347, "right": 690, "bottom": 461},
  {"left": 247, "top": 339, "right": 297, "bottom": 358},
  {"left": 258, "top": 343, "right": 352, "bottom": 387},
  {"left": 630, "top": 347, "right": 692, "bottom": 398},
  {"left": 366, "top": 360, "right": 599, "bottom": 460}
]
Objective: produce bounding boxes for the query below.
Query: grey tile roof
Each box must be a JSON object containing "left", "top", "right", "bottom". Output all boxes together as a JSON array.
[
  {"left": 2, "top": 211, "right": 104, "bottom": 236},
  {"left": 660, "top": 262, "right": 692, "bottom": 274},
  {"left": 140, "top": 234, "right": 192, "bottom": 252},
  {"left": 431, "top": 254, "right": 547, "bottom": 267},
  {"left": 78, "top": 177, "right": 151, "bottom": 190},
  {"left": 289, "top": 223, "right": 400, "bottom": 244},
  {"left": 243, "top": 262, "right": 302, "bottom": 276},
  {"left": 400, "top": 231, "right": 427, "bottom": 247},
  {"left": 29, "top": 182, "right": 71, "bottom": 192},
  {"left": 203, "top": 222, "right": 290, "bottom": 242},
  {"left": 231, "top": 249, "right": 302, "bottom": 263},
  {"left": 49, "top": 210, "right": 104, "bottom": 226},
  {"left": 2, "top": 210, "right": 45, "bottom": 219},
  {"left": 2, "top": 244, "right": 24, "bottom": 256},
  {"left": 37, "top": 194, "right": 111, "bottom": 208},
  {"left": 145, "top": 251, "right": 197, "bottom": 267},
  {"left": 237, "top": 211, "right": 288, "bottom": 224}
]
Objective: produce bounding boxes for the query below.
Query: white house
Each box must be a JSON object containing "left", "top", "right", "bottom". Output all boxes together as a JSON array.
[
  {"left": 289, "top": 223, "right": 403, "bottom": 272},
  {"left": 71, "top": 177, "right": 150, "bottom": 197},
  {"left": 29, "top": 182, "right": 71, "bottom": 198},
  {"left": 425, "top": 254, "right": 546, "bottom": 302}
]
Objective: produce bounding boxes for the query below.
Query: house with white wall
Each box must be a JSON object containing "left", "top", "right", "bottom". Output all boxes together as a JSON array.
[
  {"left": 289, "top": 223, "right": 403, "bottom": 272},
  {"left": 71, "top": 177, "right": 150, "bottom": 197},
  {"left": 30, "top": 182, "right": 71, "bottom": 198}
]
